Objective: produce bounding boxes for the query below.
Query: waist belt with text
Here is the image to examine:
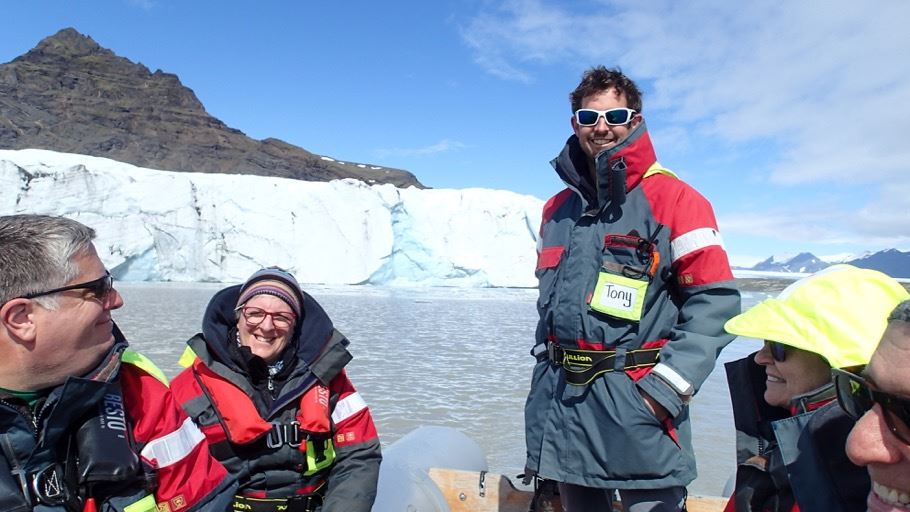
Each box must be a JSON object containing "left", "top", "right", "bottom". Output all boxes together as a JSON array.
[
  {"left": 546, "top": 342, "right": 660, "bottom": 386},
  {"left": 231, "top": 492, "right": 323, "bottom": 512}
]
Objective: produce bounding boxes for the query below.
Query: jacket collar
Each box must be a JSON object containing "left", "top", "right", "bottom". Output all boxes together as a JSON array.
[
  {"left": 551, "top": 120, "right": 658, "bottom": 210},
  {"left": 790, "top": 382, "right": 837, "bottom": 415}
]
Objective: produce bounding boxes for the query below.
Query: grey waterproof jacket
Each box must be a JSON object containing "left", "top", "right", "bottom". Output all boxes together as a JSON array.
[{"left": 525, "top": 122, "right": 740, "bottom": 488}]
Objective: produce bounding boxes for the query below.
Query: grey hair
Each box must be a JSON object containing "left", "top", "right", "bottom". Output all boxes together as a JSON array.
[
  {"left": 0, "top": 215, "right": 96, "bottom": 308},
  {"left": 888, "top": 299, "right": 910, "bottom": 324}
]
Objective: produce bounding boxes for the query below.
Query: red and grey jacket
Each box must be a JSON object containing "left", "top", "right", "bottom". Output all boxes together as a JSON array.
[
  {"left": 524, "top": 121, "right": 741, "bottom": 489},
  {"left": 170, "top": 285, "right": 381, "bottom": 512},
  {"left": 0, "top": 339, "right": 236, "bottom": 512}
]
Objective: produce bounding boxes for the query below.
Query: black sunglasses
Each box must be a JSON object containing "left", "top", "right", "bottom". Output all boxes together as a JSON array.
[
  {"left": 765, "top": 340, "right": 788, "bottom": 362},
  {"left": 574, "top": 108, "right": 637, "bottom": 127},
  {"left": 22, "top": 271, "right": 114, "bottom": 301},
  {"left": 833, "top": 368, "right": 910, "bottom": 445}
]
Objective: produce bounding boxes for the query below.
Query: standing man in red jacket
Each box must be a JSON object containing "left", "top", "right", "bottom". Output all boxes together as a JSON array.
[
  {"left": 0, "top": 214, "right": 236, "bottom": 512},
  {"left": 525, "top": 67, "right": 740, "bottom": 511}
]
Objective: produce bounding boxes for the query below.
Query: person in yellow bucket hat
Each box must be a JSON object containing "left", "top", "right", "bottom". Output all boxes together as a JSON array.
[{"left": 721, "top": 264, "right": 909, "bottom": 512}]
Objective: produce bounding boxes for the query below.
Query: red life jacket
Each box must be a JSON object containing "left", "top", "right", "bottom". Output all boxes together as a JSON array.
[{"left": 183, "top": 359, "right": 331, "bottom": 447}]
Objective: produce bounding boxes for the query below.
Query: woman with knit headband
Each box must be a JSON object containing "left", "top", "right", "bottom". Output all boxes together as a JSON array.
[{"left": 170, "top": 267, "right": 381, "bottom": 512}]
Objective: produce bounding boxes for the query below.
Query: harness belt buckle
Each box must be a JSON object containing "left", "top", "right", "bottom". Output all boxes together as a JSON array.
[
  {"left": 290, "top": 492, "right": 324, "bottom": 512},
  {"left": 287, "top": 421, "right": 303, "bottom": 448},
  {"left": 31, "top": 464, "right": 67, "bottom": 506},
  {"left": 267, "top": 422, "right": 304, "bottom": 449},
  {"left": 266, "top": 422, "right": 284, "bottom": 449},
  {"left": 547, "top": 342, "right": 564, "bottom": 366}
]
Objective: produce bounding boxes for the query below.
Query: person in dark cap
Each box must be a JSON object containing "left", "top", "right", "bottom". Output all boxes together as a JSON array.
[{"left": 171, "top": 267, "right": 381, "bottom": 512}]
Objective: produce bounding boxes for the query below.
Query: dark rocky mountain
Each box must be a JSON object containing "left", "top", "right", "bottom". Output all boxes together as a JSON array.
[
  {"left": 737, "top": 249, "right": 910, "bottom": 279},
  {"left": 0, "top": 28, "right": 423, "bottom": 188},
  {"left": 847, "top": 249, "right": 910, "bottom": 278}
]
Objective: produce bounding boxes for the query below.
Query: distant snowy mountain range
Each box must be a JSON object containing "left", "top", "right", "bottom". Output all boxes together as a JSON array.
[{"left": 736, "top": 250, "right": 910, "bottom": 278}]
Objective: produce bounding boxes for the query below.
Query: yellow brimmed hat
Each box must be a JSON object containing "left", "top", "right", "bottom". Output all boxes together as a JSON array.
[{"left": 725, "top": 264, "right": 909, "bottom": 368}]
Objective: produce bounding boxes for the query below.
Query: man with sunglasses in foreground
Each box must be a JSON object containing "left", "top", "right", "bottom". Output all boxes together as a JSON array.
[
  {"left": 839, "top": 300, "right": 910, "bottom": 512},
  {"left": 525, "top": 66, "right": 741, "bottom": 511},
  {"left": 0, "top": 214, "right": 236, "bottom": 512},
  {"left": 722, "top": 265, "right": 908, "bottom": 512}
]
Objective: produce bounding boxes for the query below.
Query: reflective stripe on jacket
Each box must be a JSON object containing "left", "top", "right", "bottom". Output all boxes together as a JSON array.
[{"left": 525, "top": 121, "right": 741, "bottom": 488}]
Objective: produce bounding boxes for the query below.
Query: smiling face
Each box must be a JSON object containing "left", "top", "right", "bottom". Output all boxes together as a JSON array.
[
  {"left": 753, "top": 341, "right": 832, "bottom": 408},
  {"left": 30, "top": 244, "right": 123, "bottom": 387},
  {"left": 846, "top": 321, "right": 910, "bottom": 512},
  {"left": 236, "top": 294, "right": 296, "bottom": 364},
  {"left": 571, "top": 87, "right": 642, "bottom": 170}
]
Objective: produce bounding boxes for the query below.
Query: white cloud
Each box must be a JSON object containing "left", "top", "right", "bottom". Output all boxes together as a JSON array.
[
  {"left": 850, "top": 182, "right": 910, "bottom": 242},
  {"left": 720, "top": 183, "right": 910, "bottom": 251},
  {"left": 375, "top": 139, "right": 467, "bottom": 158},
  {"left": 722, "top": 209, "right": 848, "bottom": 246},
  {"left": 459, "top": 0, "right": 579, "bottom": 83}
]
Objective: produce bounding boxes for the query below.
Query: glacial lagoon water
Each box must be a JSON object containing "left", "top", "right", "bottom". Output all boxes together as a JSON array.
[{"left": 114, "top": 281, "right": 775, "bottom": 497}]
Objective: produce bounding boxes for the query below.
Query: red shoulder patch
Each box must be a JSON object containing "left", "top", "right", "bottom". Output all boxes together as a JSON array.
[{"left": 542, "top": 189, "right": 573, "bottom": 225}]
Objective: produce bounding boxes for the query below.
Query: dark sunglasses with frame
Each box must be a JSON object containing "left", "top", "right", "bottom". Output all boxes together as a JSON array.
[
  {"left": 833, "top": 367, "right": 910, "bottom": 445},
  {"left": 761, "top": 340, "right": 789, "bottom": 362},
  {"left": 20, "top": 271, "right": 114, "bottom": 301}
]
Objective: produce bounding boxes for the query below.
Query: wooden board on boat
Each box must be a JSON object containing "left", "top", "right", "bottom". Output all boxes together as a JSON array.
[
  {"left": 428, "top": 468, "right": 562, "bottom": 512},
  {"left": 428, "top": 468, "right": 726, "bottom": 512}
]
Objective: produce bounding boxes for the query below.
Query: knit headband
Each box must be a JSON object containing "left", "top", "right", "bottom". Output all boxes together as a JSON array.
[{"left": 235, "top": 268, "right": 304, "bottom": 318}]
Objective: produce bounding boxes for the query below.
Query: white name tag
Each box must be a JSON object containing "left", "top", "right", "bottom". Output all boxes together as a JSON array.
[
  {"left": 599, "top": 282, "right": 637, "bottom": 310},
  {"left": 589, "top": 272, "right": 648, "bottom": 321}
]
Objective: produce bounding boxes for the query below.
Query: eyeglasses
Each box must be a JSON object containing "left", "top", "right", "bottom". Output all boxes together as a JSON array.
[
  {"left": 22, "top": 271, "right": 114, "bottom": 301},
  {"left": 574, "top": 108, "right": 637, "bottom": 127},
  {"left": 833, "top": 368, "right": 910, "bottom": 444},
  {"left": 765, "top": 340, "right": 788, "bottom": 362},
  {"left": 238, "top": 306, "right": 296, "bottom": 330}
]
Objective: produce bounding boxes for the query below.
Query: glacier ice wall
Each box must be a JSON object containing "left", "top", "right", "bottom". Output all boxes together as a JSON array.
[{"left": 0, "top": 149, "right": 544, "bottom": 287}]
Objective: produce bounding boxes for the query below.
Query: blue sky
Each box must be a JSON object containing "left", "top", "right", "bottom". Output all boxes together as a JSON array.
[{"left": 3, "top": 0, "right": 909, "bottom": 266}]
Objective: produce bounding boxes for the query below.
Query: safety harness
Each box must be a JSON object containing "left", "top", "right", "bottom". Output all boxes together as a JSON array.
[
  {"left": 177, "top": 358, "right": 335, "bottom": 512},
  {"left": 540, "top": 342, "right": 661, "bottom": 386},
  {"left": 187, "top": 362, "right": 337, "bottom": 473}
]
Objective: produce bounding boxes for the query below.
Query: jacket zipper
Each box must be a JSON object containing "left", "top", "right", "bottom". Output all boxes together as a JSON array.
[{"left": 0, "top": 398, "right": 49, "bottom": 439}]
